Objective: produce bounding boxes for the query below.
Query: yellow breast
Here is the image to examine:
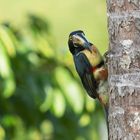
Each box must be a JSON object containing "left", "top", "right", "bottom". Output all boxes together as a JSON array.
[{"left": 81, "top": 45, "right": 103, "bottom": 67}]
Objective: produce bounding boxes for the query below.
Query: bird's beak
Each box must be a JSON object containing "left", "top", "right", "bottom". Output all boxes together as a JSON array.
[
  {"left": 71, "top": 34, "right": 92, "bottom": 52},
  {"left": 76, "top": 34, "right": 92, "bottom": 52}
]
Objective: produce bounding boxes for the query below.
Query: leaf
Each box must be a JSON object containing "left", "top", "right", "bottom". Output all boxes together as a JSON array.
[
  {"left": 3, "top": 77, "right": 16, "bottom": 98},
  {"left": 40, "top": 120, "right": 54, "bottom": 135},
  {"left": 2, "top": 115, "right": 17, "bottom": 127},
  {"left": 0, "top": 26, "right": 16, "bottom": 57},
  {"left": 0, "top": 125, "right": 5, "bottom": 140},
  {"left": 55, "top": 67, "right": 84, "bottom": 114},
  {"left": 85, "top": 96, "right": 96, "bottom": 112},
  {"left": 0, "top": 41, "right": 11, "bottom": 78},
  {"left": 51, "top": 89, "right": 65, "bottom": 117},
  {"left": 0, "top": 41, "right": 15, "bottom": 97},
  {"left": 79, "top": 114, "right": 91, "bottom": 127},
  {"left": 35, "top": 34, "right": 54, "bottom": 58},
  {"left": 40, "top": 86, "right": 54, "bottom": 112}
]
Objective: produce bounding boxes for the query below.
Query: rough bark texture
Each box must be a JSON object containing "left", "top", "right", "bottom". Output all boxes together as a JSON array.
[{"left": 106, "top": 0, "right": 140, "bottom": 140}]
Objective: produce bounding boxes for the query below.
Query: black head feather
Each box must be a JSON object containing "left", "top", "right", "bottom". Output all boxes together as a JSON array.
[
  {"left": 68, "top": 30, "right": 85, "bottom": 55},
  {"left": 69, "top": 30, "right": 84, "bottom": 37}
]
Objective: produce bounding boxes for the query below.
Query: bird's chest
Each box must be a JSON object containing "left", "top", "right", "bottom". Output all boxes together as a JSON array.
[
  {"left": 81, "top": 49, "right": 102, "bottom": 67},
  {"left": 81, "top": 49, "right": 108, "bottom": 81}
]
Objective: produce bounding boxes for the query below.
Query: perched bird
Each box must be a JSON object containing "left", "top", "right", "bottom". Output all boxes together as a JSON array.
[{"left": 68, "top": 30, "right": 109, "bottom": 110}]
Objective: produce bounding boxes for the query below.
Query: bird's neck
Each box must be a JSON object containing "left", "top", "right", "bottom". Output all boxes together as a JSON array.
[{"left": 74, "top": 48, "right": 84, "bottom": 55}]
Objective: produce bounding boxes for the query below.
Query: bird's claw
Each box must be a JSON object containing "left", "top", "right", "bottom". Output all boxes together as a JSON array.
[{"left": 103, "top": 50, "right": 115, "bottom": 64}]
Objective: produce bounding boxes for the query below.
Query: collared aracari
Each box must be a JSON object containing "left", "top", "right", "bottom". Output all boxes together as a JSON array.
[{"left": 68, "top": 30, "right": 109, "bottom": 127}]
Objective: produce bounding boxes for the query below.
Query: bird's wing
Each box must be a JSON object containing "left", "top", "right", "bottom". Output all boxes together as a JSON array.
[{"left": 74, "top": 53, "right": 98, "bottom": 99}]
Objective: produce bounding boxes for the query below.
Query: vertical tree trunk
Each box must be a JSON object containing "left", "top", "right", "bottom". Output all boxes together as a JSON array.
[{"left": 106, "top": 0, "right": 140, "bottom": 139}]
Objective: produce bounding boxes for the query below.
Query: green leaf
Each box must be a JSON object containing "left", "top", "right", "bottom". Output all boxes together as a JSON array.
[
  {"left": 0, "top": 26, "right": 16, "bottom": 57},
  {"left": 40, "top": 120, "right": 54, "bottom": 135},
  {"left": 0, "top": 41, "right": 15, "bottom": 97},
  {"left": 0, "top": 41, "right": 11, "bottom": 78},
  {"left": 85, "top": 96, "right": 96, "bottom": 112},
  {"left": 55, "top": 67, "right": 84, "bottom": 114},
  {"left": 2, "top": 115, "right": 17, "bottom": 127},
  {"left": 40, "top": 86, "right": 54, "bottom": 112},
  {"left": 3, "top": 77, "right": 16, "bottom": 98},
  {"left": 51, "top": 89, "right": 66, "bottom": 117},
  {"left": 0, "top": 125, "right": 5, "bottom": 140},
  {"left": 79, "top": 114, "right": 91, "bottom": 127},
  {"left": 35, "top": 34, "right": 54, "bottom": 58}
]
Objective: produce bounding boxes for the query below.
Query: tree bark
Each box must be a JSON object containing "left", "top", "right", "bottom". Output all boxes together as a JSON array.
[{"left": 106, "top": 0, "right": 140, "bottom": 139}]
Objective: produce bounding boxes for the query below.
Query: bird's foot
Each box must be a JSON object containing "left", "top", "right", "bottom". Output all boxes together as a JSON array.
[{"left": 103, "top": 50, "right": 115, "bottom": 64}]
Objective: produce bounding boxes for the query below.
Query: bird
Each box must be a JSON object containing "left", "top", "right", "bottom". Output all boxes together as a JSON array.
[{"left": 68, "top": 30, "right": 109, "bottom": 118}]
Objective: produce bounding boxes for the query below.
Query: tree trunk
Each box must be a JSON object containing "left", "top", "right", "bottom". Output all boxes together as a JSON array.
[{"left": 106, "top": 0, "right": 140, "bottom": 139}]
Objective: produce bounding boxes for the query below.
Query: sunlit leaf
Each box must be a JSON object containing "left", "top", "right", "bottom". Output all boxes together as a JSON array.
[
  {"left": 28, "top": 129, "right": 42, "bottom": 140},
  {"left": 0, "top": 26, "right": 16, "bottom": 57},
  {"left": 3, "top": 77, "right": 16, "bottom": 98},
  {"left": 35, "top": 34, "right": 54, "bottom": 58},
  {"left": 27, "top": 52, "right": 40, "bottom": 66},
  {"left": 0, "top": 41, "right": 11, "bottom": 78},
  {"left": 79, "top": 114, "right": 91, "bottom": 127},
  {"left": 51, "top": 89, "right": 65, "bottom": 117},
  {"left": 0, "top": 125, "right": 5, "bottom": 140},
  {"left": 55, "top": 67, "right": 84, "bottom": 114},
  {"left": 85, "top": 96, "right": 96, "bottom": 112},
  {"left": 40, "top": 120, "right": 54, "bottom": 135},
  {"left": 0, "top": 41, "right": 15, "bottom": 97},
  {"left": 40, "top": 86, "right": 54, "bottom": 112}
]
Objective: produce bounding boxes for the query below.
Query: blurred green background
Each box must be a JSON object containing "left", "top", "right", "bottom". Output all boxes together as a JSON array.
[{"left": 0, "top": 0, "right": 108, "bottom": 140}]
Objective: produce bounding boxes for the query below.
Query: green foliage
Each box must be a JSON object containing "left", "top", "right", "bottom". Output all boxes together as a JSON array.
[{"left": 0, "top": 15, "right": 106, "bottom": 140}]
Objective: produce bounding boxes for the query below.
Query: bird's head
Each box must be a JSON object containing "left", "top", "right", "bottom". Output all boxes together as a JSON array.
[{"left": 68, "top": 30, "right": 92, "bottom": 55}]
